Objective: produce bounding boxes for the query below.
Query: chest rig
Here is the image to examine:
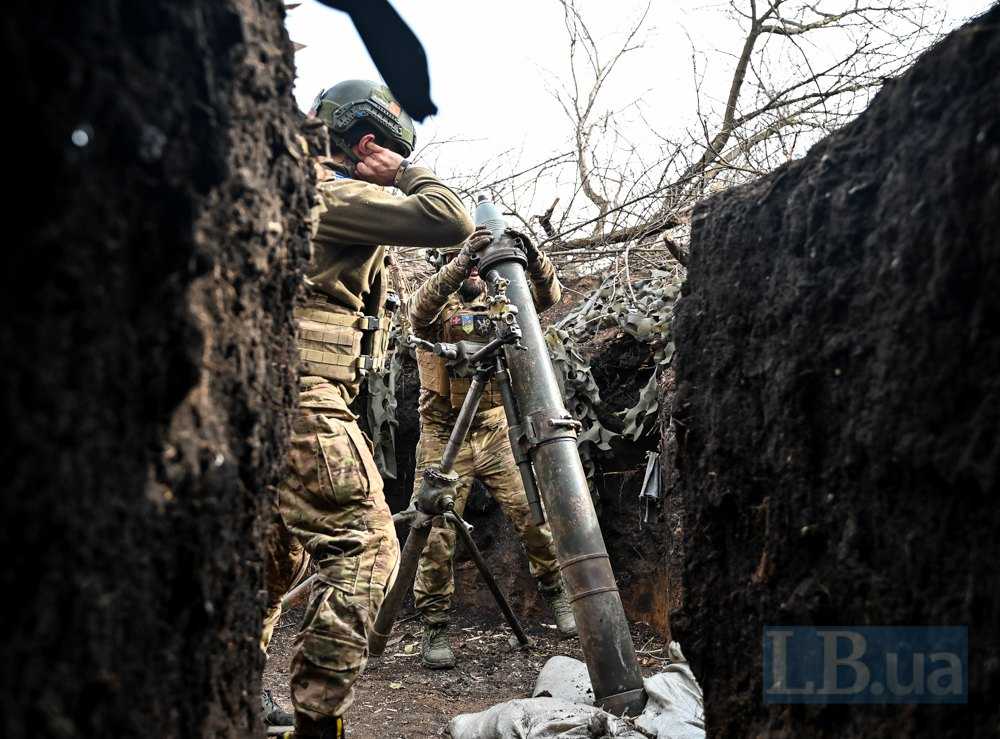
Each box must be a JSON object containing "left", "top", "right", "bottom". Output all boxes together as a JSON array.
[
  {"left": 296, "top": 305, "right": 392, "bottom": 382},
  {"left": 295, "top": 263, "right": 398, "bottom": 384},
  {"left": 416, "top": 298, "right": 502, "bottom": 410}
]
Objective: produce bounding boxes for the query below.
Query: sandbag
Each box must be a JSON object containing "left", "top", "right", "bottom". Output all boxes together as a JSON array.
[
  {"left": 447, "top": 697, "right": 643, "bottom": 739},
  {"left": 448, "top": 643, "right": 705, "bottom": 739},
  {"left": 532, "top": 655, "right": 594, "bottom": 704}
]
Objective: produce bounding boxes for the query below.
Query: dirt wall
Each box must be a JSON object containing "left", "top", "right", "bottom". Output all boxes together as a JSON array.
[
  {"left": 1, "top": 2, "right": 311, "bottom": 737},
  {"left": 671, "top": 9, "right": 999, "bottom": 737}
]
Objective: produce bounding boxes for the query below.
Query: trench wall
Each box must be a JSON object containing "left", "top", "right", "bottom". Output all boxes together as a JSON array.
[
  {"left": 1, "top": 2, "right": 312, "bottom": 736},
  {"left": 671, "top": 9, "right": 999, "bottom": 737}
]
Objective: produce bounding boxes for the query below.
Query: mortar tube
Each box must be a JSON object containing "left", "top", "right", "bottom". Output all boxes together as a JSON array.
[
  {"left": 476, "top": 217, "right": 645, "bottom": 716},
  {"left": 494, "top": 358, "right": 546, "bottom": 527}
]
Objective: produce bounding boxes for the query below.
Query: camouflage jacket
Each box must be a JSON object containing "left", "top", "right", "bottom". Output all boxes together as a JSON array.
[{"left": 309, "top": 163, "right": 473, "bottom": 313}]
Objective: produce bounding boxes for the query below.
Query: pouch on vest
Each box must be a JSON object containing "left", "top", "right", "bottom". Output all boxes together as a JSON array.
[
  {"left": 414, "top": 341, "right": 502, "bottom": 411},
  {"left": 358, "top": 313, "right": 392, "bottom": 375},
  {"left": 296, "top": 304, "right": 391, "bottom": 382},
  {"left": 446, "top": 374, "right": 501, "bottom": 410},
  {"left": 416, "top": 348, "right": 449, "bottom": 396},
  {"left": 424, "top": 303, "right": 505, "bottom": 411},
  {"left": 358, "top": 263, "right": 394, "bottom": 375}
]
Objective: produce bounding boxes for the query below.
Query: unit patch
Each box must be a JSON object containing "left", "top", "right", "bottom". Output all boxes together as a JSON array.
[{"left": 449, "top": 313, "right": 491, "bottom": 338}]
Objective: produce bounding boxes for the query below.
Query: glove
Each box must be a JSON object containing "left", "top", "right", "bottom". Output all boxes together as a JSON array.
[
  {"left": 506, "top": 228, "right": 541, "bottom": 264},
  {"left": 457, "top": 226, "right": 494, "bottom": 270}
]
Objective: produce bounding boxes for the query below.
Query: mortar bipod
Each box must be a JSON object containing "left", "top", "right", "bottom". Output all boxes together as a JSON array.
[{"left": 368, "top": 335, "right": 532, "bottom": 657}]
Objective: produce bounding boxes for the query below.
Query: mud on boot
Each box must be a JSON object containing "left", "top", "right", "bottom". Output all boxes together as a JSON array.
[
  {"left": 543, "top": 588, "right": 578, "bottom": 638},
  {"left": 421, "top": 622, "right": 456, "bottom": 669},
  {"left": 262, "top": 688, "right": 294, "bottom": 728}
]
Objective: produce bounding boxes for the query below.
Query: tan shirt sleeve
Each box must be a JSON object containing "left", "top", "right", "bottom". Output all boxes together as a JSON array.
[
  {"left": 527, "top": 251, "right": 562, "bottom": 312},
  {"left": 315, "top": 165, "right": 474, "bottom": 248},
  {"left": 409, "top": 252, "right": 472, "bottom": 334}
]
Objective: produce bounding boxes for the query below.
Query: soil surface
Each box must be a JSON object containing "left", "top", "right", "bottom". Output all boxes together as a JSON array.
[
  {"left": 672, "top": 8, "right": 1000, "bottom": 738},
  {"left": 2, "top": 3, "right": 311, "bottom": 737},
  {"left": 265, "top": 605, "right": 669, "bottom": 738}
]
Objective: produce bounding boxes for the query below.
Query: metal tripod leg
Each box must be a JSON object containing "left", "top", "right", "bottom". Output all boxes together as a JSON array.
[
  {"left": 437, "top": 370, "right": 489, "bottom": 473},
  {"left": 494, "top": 355, "right": 546, "bottom": 527},
  {"left": 369, "top": 362, "right": 535, "bottom": 655},
  {"left": 437, "top": 370, "right": 530, "bottom": 646},
  {"left": 368, "top": 508, "right": 434, "bottom": 656},
  {"left": 445, "top": 510, "right": 531, "bottom": 648},
  {"left": 370, "top": 372, "right": 500, "bottom": 655}
]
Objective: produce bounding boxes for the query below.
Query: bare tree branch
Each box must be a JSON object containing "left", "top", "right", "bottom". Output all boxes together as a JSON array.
[{"left": 437, "top": 0, "right": 946, "bottom": 282}]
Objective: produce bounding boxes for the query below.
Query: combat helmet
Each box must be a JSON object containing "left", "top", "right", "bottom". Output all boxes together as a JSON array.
[
  {"left": 308, "top": 80, "right": 416, "bottom": 160},
  {"left": 424, "top": 246, "right": 457, "bottom": 269},
  {"left": 424, "top": 239, "right": 466, "bottom": 269}
]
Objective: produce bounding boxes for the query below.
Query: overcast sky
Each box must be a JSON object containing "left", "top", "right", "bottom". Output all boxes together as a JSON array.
[{"left": 286, "top": 0, "right": 992, "bottom": 219}]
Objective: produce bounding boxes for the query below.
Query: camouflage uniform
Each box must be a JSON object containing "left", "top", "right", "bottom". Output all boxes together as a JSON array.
[
  {"left": 409, "top": 246, "right": 564, "bottom": 624},
  {"left": 266, "top": 161, "right": 472, "bottom": 722},
  {"left": 261, "top": 495, "right": 309, "bottom": 653}
]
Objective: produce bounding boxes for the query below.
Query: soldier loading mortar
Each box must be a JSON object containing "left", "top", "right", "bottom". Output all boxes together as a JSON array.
[
  {"left": 369, "top": 222, "right": 578, "bottom": 672},
  {"left": 371, "top": 197, "right": 647, "bottom": 717},
  {"left": 369, "top": 283, "right": 535, "bottom": 654}
]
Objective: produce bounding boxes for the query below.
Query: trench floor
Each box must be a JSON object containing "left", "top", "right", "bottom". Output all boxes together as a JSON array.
[{"left": 263, "top": 604, "right": 668, "bottom": 738}]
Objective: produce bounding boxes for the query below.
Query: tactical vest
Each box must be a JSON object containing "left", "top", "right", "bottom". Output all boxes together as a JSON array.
[
  {"left": 296, "top": 304, "right": 391, "bottom": 382},
  {"left": 416, "top": 302, "right": 502, "bottom": 411},
  {"left": 295, "top": 262, "right": 393, "bottom": 384}
]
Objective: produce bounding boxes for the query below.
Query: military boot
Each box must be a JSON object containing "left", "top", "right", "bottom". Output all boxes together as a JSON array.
[
  {"left": 282, "top": 715, "right": 345, "bottom": 738},
  {"left": 262, "top": 689, "right": 294, "bottom": 728},
  {"left": 421, "top": 622, "right": 456, "bottom": 669},
  {"left": 544, "top": 588, "right": 578, "bottom": 638}
]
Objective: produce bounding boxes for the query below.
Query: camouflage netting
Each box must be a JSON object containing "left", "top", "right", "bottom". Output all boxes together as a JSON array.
[
  {"left": 544, "top": 328, "right": 613, "bottom": 487},
  {"left": 551, "top": 268, "right": 683, "bottom": 450},
  {"left": 366, "top": 265, "right": 683, "bottom": 498}
]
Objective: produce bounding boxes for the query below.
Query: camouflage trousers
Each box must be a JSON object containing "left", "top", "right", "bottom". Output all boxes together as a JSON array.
[
  {"left": 271, "top": 379, "right": 400, "bottom": 721},
  {"left": 411, "top": 412, "right": 561, "bottom": 625},
  {"left": 261, "top": 499, "right": 310, "bottom": 654}
]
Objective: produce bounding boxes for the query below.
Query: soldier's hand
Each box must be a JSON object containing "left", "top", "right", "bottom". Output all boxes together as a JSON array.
[
  {"left": 507, "top": 228, "right": 541, "bottom": 263},
  {"left": 458, "top": 226, "right": 493, "bottom": 267},
  {"left": 354, "top": 137, "right": 405, "bottom": 186}
]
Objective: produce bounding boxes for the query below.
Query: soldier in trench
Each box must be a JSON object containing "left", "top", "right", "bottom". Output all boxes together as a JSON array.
[
  {"left": 407, "top": 229, "right": 578, "bottom": 670},
  {"left": 262, "top": 79, "right": 475, "bottom": 739}
]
